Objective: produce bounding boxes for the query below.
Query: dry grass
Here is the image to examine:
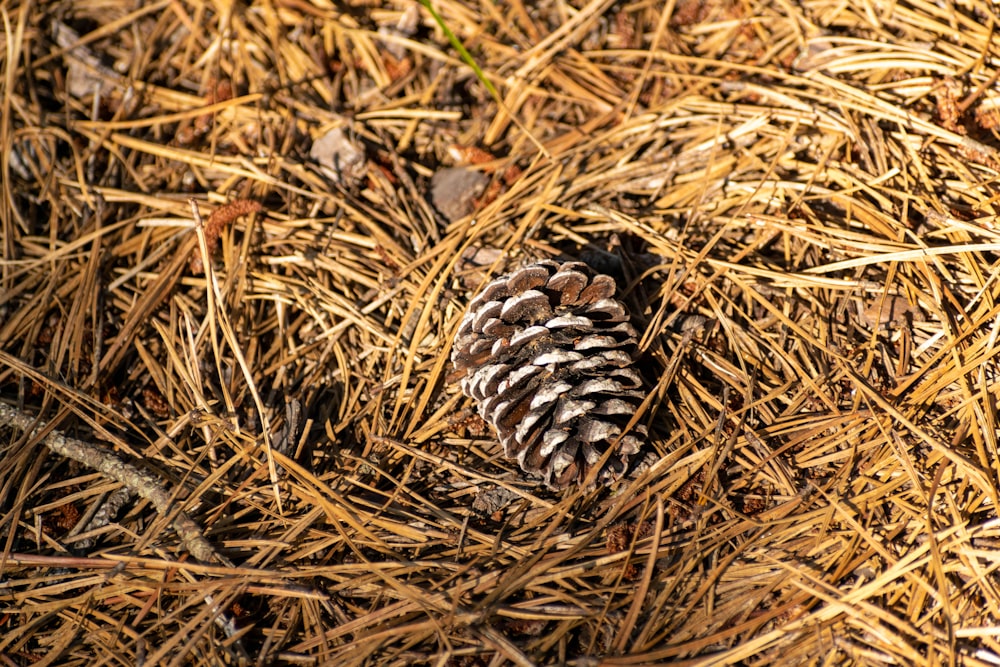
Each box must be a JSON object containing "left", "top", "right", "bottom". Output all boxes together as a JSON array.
[{"left": 4, "top": 0, "right": 1000, "bottom": 664}]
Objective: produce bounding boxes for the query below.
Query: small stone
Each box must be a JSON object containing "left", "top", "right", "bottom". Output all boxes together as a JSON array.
[
  {"left": 310, "top": 127, "right": 367, "bottom": 186},
  {"left": 431, "top": 167, "right": 489, "bottom": 222}
]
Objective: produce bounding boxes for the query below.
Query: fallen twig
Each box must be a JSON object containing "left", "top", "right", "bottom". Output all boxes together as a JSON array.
[{"left": 0, "top": 402, "right": 221, "bottom": 564}]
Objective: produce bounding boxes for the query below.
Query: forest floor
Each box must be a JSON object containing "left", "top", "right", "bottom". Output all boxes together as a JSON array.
[{"left": 4, "top": 0, "right": 1000, "bottom": 664}]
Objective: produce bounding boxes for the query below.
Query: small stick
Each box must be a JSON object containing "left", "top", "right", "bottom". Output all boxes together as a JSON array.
[
  {"left": 1, "top": 402, "right": 249, "bottom": 662},
  {"left": 0, "top": 402, "right": 221, "bottom": 564}
]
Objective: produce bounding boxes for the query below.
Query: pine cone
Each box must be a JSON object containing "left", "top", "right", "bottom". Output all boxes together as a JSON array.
[{"left": 451, "top": 260, "right": 647, "bottom": 488}]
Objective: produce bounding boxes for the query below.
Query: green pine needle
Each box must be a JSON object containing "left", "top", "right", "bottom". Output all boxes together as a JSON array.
[{"left": 417, "top": 0, "right": 501, "bottom": 102}]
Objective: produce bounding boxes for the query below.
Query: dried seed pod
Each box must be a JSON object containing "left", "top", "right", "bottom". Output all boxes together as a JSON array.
[{"left": 451, "top": 260, "right": 647, "bottom": 488}]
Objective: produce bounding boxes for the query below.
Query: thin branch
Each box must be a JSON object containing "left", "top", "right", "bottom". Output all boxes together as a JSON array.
[{"left": 0, "top": 402, "right": 221, "bottom": 564}]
